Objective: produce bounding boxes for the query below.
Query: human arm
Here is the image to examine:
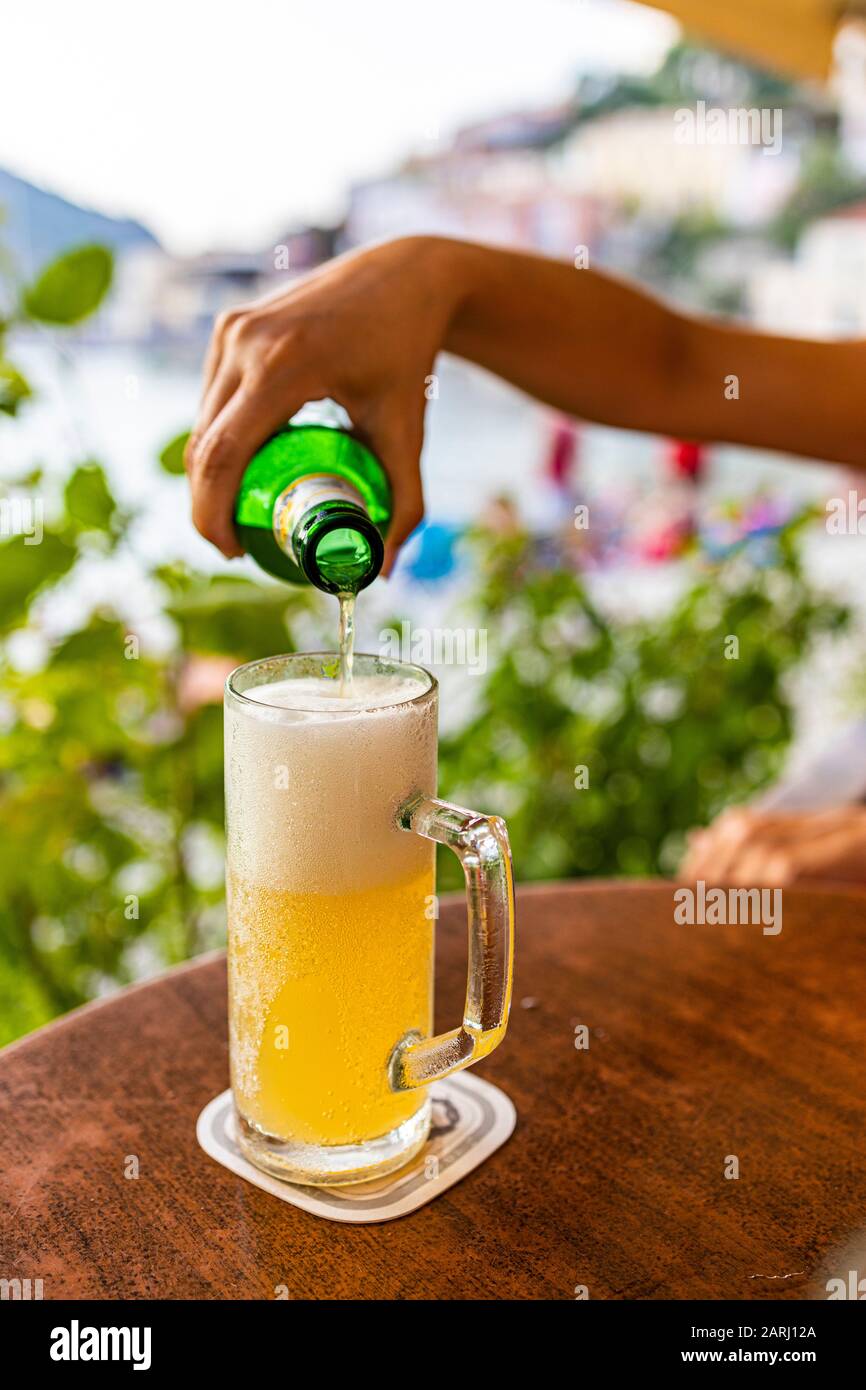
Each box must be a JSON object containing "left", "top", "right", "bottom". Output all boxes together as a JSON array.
[{"left": 186, "top": 234, "right": 866, "bottom": 566}]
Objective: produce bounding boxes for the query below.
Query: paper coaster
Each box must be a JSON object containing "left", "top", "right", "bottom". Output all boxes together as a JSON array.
[{"left": 197, "top": 1073, "right": 516, "bottom": 1224}]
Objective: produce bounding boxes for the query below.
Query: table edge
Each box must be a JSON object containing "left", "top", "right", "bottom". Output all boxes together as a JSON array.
[{"left": 3, "top": 876, "right": 865, "bottom": 1063}]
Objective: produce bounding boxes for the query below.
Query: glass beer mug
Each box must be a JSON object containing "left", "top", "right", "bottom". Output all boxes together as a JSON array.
[{"left": 224, "top": 652, "right": 515, "bottom": 1184}]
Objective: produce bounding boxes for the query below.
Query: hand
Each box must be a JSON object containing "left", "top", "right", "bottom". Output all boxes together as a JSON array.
[
  {"left": 185, "top": 236, "right": 464, "bottom": 572},
  {"left": 679, "top": 806, "right": 866, "bottom": 887}
]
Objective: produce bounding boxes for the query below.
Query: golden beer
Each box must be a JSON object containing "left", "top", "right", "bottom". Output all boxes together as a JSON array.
[
  {"left": 225, "top": 653, "right": 515, "bottom": 1186},
  {"left": 226, "top": 658, "right": 437, "bottom": 1182},
  {"left": 227, "top": 870, "right": 433, "bottom": 1145}
]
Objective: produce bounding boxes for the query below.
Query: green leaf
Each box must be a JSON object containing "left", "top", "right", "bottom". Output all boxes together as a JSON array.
[
  {"left": 0, "top": 360, "right": 32, "bottom": 415},
  {"left": 159, "top": 430, "right": 191, "bottom": 475},
  {"left": 23, "top": 245, "right": 113, "bottom": 325},
  {"left": 0, "top": 531, "right": 77, "bottom": 631},
  {"left": 51, "top": 620, "right": 130, "bottom": 668},
  {"left": 165, "top": 575, "right": 305, "bottom": 657},
  {"left": 64, "top": 463, "right": 117, "bottom": 533},
  {"left": 0, "top": 923, "right": 58, "bottom": 1045}
]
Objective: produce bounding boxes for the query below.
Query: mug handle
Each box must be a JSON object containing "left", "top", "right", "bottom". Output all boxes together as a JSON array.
[{"left": 389, "top": 794, "right": 515, "bottom": 1091}]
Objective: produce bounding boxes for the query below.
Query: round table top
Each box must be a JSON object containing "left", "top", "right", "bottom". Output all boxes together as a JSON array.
[{"left": 2, "top": 879, "right": 866, "bottom": 1301}]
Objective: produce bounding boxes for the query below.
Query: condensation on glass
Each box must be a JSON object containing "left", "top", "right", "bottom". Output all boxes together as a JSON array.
[{"left": 224, "top": 651, "right": 515, "bottom": 1185}]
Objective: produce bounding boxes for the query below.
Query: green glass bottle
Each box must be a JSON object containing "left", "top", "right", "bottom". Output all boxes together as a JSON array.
[{"left": 234, "top": 424, "right": 392, "bottom": 594}]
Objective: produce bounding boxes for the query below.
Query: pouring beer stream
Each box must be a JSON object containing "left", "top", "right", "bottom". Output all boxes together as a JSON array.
[{"left": 225, "top": 419, "right": 515, "bottom": 1185}]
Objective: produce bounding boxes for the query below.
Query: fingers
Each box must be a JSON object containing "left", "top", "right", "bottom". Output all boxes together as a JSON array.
[
  {"left": 187, "top": 379, "right": 304, "bottom": 557},
  {"left": 679, "top": 807, "right": 866, "bottom": 888},
  {"left": 774, "top": 816, "right": 866, "bottom": 884},
  {"left": 372, "top": 413, "right": 425, "bottom": 578},
  {"left": 195, "top": 363, "right": 242, "bottom": 442},
  {"left": 200, "top": 309, "right": 240, "bottom": 400},
  {"left": 681, "top": 808, "right": 754, "bottom": 882},
  {"left": 681, "top": 809, "right": 777, "bottom": 884},
  {"left": 716, "top": 845, "right": 796, "bottom": 888}
]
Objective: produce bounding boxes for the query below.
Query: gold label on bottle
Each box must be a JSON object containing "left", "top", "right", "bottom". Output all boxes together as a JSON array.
[{"left": 274, "top": 473, "right": 366, "bottom": 551}]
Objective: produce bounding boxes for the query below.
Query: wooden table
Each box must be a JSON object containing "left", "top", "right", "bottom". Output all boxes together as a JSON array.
[{"left": 2, "top": 881, "right": 866, "bottom": 1301}]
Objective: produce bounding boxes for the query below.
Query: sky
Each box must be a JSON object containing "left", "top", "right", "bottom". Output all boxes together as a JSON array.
[{"left": 0, "top": 0, "right": 677, "bottom": 254}]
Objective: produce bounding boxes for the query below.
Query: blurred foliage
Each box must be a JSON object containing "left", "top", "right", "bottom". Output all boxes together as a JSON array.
[
  {"left": 574, "top": 40, "right": 862, "bottom": 311},
  {"left": 22, "top": 245, "right": 114, "bottom": 326},
  {"left": 1, "top": 240, "right": 114, "bottom": 420},
  {"left": 436, "top": 520, "right": 848, "bottom": 891},
  {"left": 0, "top": 238, "right": 319, "bottom": 1043},
  {"left": 573, "top": 39, "right": 803, "bottom": 131},
  {"left": 0, "top": 360, "right": 31, "bottom": 416},
  {"left": 771, "top": 136, "right": 866, "bottom": 250},
  {"left": 0, "top": 453, "right": 318, "bottom": 1044},
  {"left": 159, "top": 430, "right": 191, "bottom": 476},
  {"left": 651, "top": 209, "right": 731, "bottom": 282}
]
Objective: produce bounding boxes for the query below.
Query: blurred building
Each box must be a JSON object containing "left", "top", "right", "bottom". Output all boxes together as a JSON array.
[
  {"left": 749, "top": 202, "right": 866, "bottom": 336},
  {"left": 104, "top": 247, "right": 287, "bottom": 344},
  {"left": 265, "top": 224, "right": 340, "bottom": 274},
  {"left": 102, "top": 223, "right": 341, "bottom": 344},
  {"left": 105, "top": 248, "right": 255, "bottom": 342},
  {"left": 94, "top": 79, "right": 839, "bottom": 344},
  {"left": 553, "top": 106, "right": 800, "bottom": 227},
  {"left": 342, "top": 104, "right": 601, "bottom": 259},
  {"left": 342, "top": 97, "right": 805, "bottom": 280}
]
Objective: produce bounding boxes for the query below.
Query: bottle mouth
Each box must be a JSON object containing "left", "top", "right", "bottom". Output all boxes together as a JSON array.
[{"left": 296, "top": 508, "right": 385, "bottom": 594}]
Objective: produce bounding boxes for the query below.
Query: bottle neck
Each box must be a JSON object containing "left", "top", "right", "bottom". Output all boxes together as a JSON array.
[{"left": 273, "top": 473, "right": 384, "bottom": 595}]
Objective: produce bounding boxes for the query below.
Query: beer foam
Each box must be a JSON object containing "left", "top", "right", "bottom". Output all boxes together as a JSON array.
[
  {"left": 225, "top": 668, "right": 437, "bottom": 896},
  {"left": 225, "top": 664, "right": 438, "bottom": 1112},
  {"left": 243, "top": 673, "right": 429, "bottom": 717}
]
